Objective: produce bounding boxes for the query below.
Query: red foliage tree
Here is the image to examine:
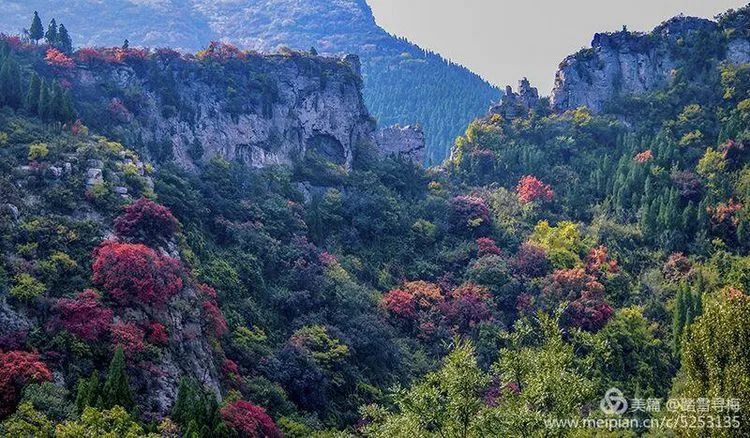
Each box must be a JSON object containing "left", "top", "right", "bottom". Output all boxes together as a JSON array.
[
  {"left": 220, "top": 400, "right": 281, "bottom": 438},
  {"left": 0, "top": 351, "right": 52, "bottom": 418},
  {"left": 542, "top": 268, "right": 612, "bottom": 331},
  {"left": 45, "top": 48, "right": 75, "bottom": 70},
  {"left": 512, "top": 242, "right": 550, "bottom": 279},
  {"left": 197, "top": 42, "right": 247, "bottom": 62},
  {"left": 199, "top": 284, "right": 227, "bottom": 338},
  {"left": 516, "top": 175, "right": 554, "bottom": 204},
  {"left": 584, "top": 245, "right": 619, "bottom": 276},
  {"left": 450, "top": 195, "right": 492, "bottom": 233},
  {"left": 633, "top": 150, "right": 654, "bottom": 163},
  {"left": 110, "top": 322, "right": 146, "bottom": 356},
  {"left": 382, "top": 281, "right": 444, "bottom": 319},
  {"left": 147, "top": 322, "right": 168, "bottom": 345},
  {"left": 441, "top": 283, "right": 493, "bottom": 331},
  {"left": 114, "top": 198, "right": 180, "bottom": 243},
  {"left": 663, "top": 252, "right": 692, "bottom": 282},
  {"left": 52, "top": 289, "right": 113, "bottom": 341},
  {"left": 381, "top": 288, "right": 416, "bottom": 318},
  {"left": 92, "top": 241, "right": 183, "bottom": 307},
  {"left": 476, "top": 237, "right": 502, "bottom": 257}
]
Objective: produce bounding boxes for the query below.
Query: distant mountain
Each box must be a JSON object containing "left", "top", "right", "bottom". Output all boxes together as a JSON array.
[{"left": 0, "top": 0, "right": 500, "bottom": 163}]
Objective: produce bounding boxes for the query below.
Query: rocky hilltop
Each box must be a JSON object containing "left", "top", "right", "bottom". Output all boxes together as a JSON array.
[
  {"left": 0, "top": 0, "right": 499, "bottom": 162},
  {"left": 551, "top": 10, "right": 750, "bottom": 112},
  {"left": 71, "top": 49, "right": 375, "bottom": 170}
]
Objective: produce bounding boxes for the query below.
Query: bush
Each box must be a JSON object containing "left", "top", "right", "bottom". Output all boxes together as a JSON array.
[
  {"left": 220, "top": 400, "right": 281, "bottom": 438},
  {"left": 113, "top": 198, "right": 180, "bottom": 244},
  {"left": 92, "top": 241, "right": 183, "bottom": 307},
  {"left": 10, "top": 274, "right": 46, "bottom": 301},
  {"left": 0, "top": 351, "right": 52, "bottom": 419},
  {"left": 52, "top": 290, "right": 113, "bottom": 341}
]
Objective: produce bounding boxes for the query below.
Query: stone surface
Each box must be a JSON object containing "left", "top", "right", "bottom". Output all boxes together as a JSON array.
[
  {"left": 375, "top": 124, "right": 426, "bottom": 163},
  {"left": 490, "top": 77, "right": 541, "bottom": 119},
  {"left": 73, "top": 53, "right": 376, "bottom": 171},
  {"left": 551, "top": 16, "right": 750, "bottom": 112}
]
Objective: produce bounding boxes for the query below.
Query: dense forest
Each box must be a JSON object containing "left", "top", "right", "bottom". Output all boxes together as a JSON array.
[{"left": 2, "top": 5, "right": 750, "bottom": 438}]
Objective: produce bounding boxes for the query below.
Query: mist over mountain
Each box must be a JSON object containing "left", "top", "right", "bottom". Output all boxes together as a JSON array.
[{"left": 0, "top": 0, "right": 500, "bottom": 163}]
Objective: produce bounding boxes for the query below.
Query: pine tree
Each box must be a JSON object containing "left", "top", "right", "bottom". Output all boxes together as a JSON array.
[
  {"left": 38, "top": 79, "right": 50, "bottom": 120},
  {"left": 57, "top": 24, "right": 73, "bottom": 54},
  {"left": 101, "top": 347, "right": 134, "bottom": 410},
  {"left": 49, "top": 82, "right": 65, "bottom": 122},
  {"left": 0, "top": 57, "right": 22, "bottom": 109},
  {"left": 29, "top": 12, "right": 44, "bottom": 44},
  {"left": 673, "top": 284, "right": 688, "bottom": 356},
  {"left": 25, "top": 73, "right": 41, "bottom": 115},
  {"left": 44, "top": 19, "right": 58, "bottom": 46},
  {"left": 75, "top": 371, "right": 101, "bottom": 413}
]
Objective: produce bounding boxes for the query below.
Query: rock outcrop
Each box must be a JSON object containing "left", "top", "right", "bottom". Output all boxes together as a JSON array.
[
  {"left": 72, "top": 52, "right": 376, "bottom": 171},
  {"left": 551, "top": 15, "right": 750, "bottom": 112},
  {"left": 375, "top": 124, "right": 426, "bottom": 163},
  {"left": 490, "top": 77, "right": 541, "bottom": 119}
]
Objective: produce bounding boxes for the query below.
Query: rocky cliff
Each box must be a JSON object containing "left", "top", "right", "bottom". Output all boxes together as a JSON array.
[
  {"left": 551, "top": 12, "right": 750, "bottom": 112},
  {"left": 374, "top": 124, "right": 426, "bottom": 163},
  {"left": 72, "top": 50, "right": 375, "bottom": 170}
]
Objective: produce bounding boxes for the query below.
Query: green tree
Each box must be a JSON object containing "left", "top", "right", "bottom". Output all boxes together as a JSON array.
[
  {"left": 29, "top": 12, "right": 44, "bottom": 44},
  {"left": 57, "top": 24, "right": 73, "bottom": 54},
  {"left": 38, "top": 80, "right": 50, "bottom": 120},
  {"left": 44, "top": 19, "right": 58, "bottom": 46},
  {"left": 362, "top": 339, "right": 489, "bottom": 437},
  {"left": 101, "top": 348, "right": 134, "bottom": 411},
  {"left": 675, "top": 289, "right": 750, "bottom": 436},
  {"left": 56, "top": 406, "right": 156, "bottom": 438},
  {"left": 0, "top": 57, "right": 23, "bottom": 108},
  {"left": 25, "top": 73, "right": 41, "bottom": 115},
  {"left": 0, "top": 402, "right": 53, "bottom": 437},
  {"left": 171, "top": 378, "right": 221, "bottom": 436},
  {"left": 75, "top": 371, "right": 102, "bottom": 413}
]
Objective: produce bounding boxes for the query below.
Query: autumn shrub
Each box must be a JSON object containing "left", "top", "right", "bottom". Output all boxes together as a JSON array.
[
  {"left": 516, "top": 175, "right": 554, "bottom": 204},
  {"left": 110, "top": 322, "right": 146, "bottom": 356},
  {"left": 220, "top": 400, "right": 281, "bottom": 438},
  {"left": 113, "top": 198, "right": 179, "bottom": 243},
  {"left": 0, "top": 351, "right": 52, "bottom": 419},
  {"left": 441, "top": 283, "right": 493, "bottom": 331},
  {"left": 52, "top": 290, "right": 113, "bottom": 341},
  {"left": 92, "top": 241, "right": 183, "bottom": 307},
  {"left": 450, "top": 195, "right": 491, "bottom": 234}
]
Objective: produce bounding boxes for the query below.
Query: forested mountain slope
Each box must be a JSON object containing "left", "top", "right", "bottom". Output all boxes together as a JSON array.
[
  {"left": 0, "top": 0, "right": 500, "bottom": 163},
  {"left": 2, "top": 4, "right": 750, "bottom": 438}
]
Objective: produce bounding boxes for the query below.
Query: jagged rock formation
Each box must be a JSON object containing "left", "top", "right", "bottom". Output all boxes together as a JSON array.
[
  {"left": 375, "top": 124, "right": 426, "bottom": 163},
  {"left": 551, "top": 14, "right": 750, "bottom": 112},
  {"left": 72, "top": 52, "right": 375, "bottom": 170},
  {"left": 0, "top": 0, "right": 499, "bottom": 163},
  {"left": 490, "top": 77, "right": 541, "bottom": 118}
]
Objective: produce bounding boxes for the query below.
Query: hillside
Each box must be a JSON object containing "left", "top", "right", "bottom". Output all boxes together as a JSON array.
[
  {"left": 2, "top": 4, "right": 750, "bottom": 438},
  {"left": 0, "top": 0, "right": 500, "bottom": 163}
]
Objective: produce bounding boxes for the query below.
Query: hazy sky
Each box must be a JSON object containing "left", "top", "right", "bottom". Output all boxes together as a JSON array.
[{"left": 367, "top": 0, "right": 748, "bottom": 95}]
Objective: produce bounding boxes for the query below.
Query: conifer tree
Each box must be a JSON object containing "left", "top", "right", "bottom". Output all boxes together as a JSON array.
[
  {"left": 25, "top": 73, "right": 41, "bottom": 115},
  {"left": 44, "top": 19, "right": 58, "bottom": 46},
  {"left": 29, "top": 12, "right": 44, "bottom": 44},
  {"left": 75, "top": 371, "right": 101, "bottom": 413},
  {"left": 38, "top": 79, "right": 50, "bottom": 120},
  {"left": 0, "top": 57, "right": 22, "bottom": 109},
  {"left": 57, "top": 24, "right": 73, "bottom": 54},
  {"left": 101, "top": 347, "right": 134, "bottom": 410},
  {"left": 49, "top": 82, "right": 65, "bottom": 122}
]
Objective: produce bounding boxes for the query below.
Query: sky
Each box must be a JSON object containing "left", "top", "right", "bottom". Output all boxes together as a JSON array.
[{"left": 367, "top": 0, "right": 748, "bottom": 95}]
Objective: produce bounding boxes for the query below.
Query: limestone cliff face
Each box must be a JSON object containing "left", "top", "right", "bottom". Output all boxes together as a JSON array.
[
  {"left": 72, "top": 52, "right": 375, "bottom": 170},
  {"left": 551, "top": 16, "right": 750, "bottom": 112},
  {"left": 375, "top": 124, "right": 426, "bottom": 163}
]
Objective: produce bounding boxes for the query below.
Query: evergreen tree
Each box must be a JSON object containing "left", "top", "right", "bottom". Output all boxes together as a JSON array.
[
  {"left": 0, "top": 57, "right": 22, "bottom": 109},
  {"left": 38, "top": 79, "right": 50, "bottom": 120},
  {"left": 101, "top": 348, "right": 134, "bottom": 411},
  {"left": 44, "top": 19, "right": 58, "bottom": 46},
  {"left": 29, "top": 12, "right": 44, "bottom": 44},
  {"left": 25, "top": 73, "right": 41, "bottom": 115},
  {"left": 75, "top": 371, "right": 101, "bottom": 413},
  {"left": 673, "top": 285, "right": 687, "bottom": 356},
  {"left": 57, "top": 24, "right": 73, "bottom": 54}
]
